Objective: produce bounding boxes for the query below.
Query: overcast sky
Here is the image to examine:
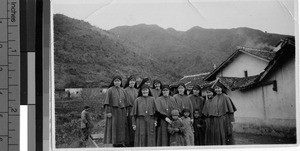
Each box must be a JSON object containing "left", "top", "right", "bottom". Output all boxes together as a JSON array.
[{"left": 52, "top": 0, "right": 296, "bottom": 35}]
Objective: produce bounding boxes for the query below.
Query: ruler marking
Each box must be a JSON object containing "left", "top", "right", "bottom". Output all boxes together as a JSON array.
[
  {"left": 8, "top": 25, "right": 18, "bottom": 27},
  {"left": 7, "top": 1, "right": 10, "bottom": 150},
  {"left": 8, "top": 114, "right": 19, "bottom": 116},
  {"left": 0, "top": 41, "right": 7, "bottom": 43},
  {"left": 8, "top": 84, "right": 18, "bottom": 86},
  {"left": 8, "top": 55, "right": 20, "bottom": 56},
  {"left": 8, "top": 69, "right": 16, "bottom": 71},
  {"left": 8, "top": 144, "right": 18, "bottom": 145}
]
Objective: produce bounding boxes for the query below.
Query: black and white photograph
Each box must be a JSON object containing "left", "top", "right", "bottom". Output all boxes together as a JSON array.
[{"left": 51, "top": 0, "right": 297, "bottom": 149}]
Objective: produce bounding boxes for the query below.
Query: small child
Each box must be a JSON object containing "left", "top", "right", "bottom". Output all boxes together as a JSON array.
[
  {"left": 80, "top": 106, "right": 93, "bottom": 147},
  {"left": 193, "top": 109, "right": 205, "bottom": 145},
  {"left": 181, "top": 109, "right": 194, "bottom": 146},
  {"left": 168, "top": 109, "right": 185, "bottom": 146}
]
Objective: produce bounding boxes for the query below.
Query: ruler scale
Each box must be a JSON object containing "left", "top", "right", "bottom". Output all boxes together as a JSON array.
[{"left": 0, "top": 0, "right": 20, "bottom": 151}]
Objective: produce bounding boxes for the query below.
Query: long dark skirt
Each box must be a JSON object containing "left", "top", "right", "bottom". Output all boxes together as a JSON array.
[
  {"left": 125, "top": 107, "right": 135, "bottom": 146},
  {"left": 134, "top": 116, "right": 156, "bottom": 147},
  {"left": 104, "top": 107, "right": 127, "bottom": 145},
  {"left": 204, "top": 116, "right": 226, "bottom": 145},
  {"left": 224, "top": 114, "right": 235, "bottom": 145},
  {"left": 156, "top": 119, "right": 169, "bottom": 146}
]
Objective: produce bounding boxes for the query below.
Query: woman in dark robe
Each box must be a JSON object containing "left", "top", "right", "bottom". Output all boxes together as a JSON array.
[
  {"left": 173, "top": 83, "right": 194, "bottom": 118},
  {"left": 131, "top": 84, "right": 157, "bottom": 147},
  {"left": 124, "top": 75, "right": 138, "bottom": 147},
  {"left": 189, "top": 85, "right": 206, "bottom": 115},
  {"left": 213, "top": 83, "right": 237, "bottom": 145},
  {"left": 155, "top": 85, "right": 178, "bottom": 146},
  {"left": 103, "top": 76, "right": 128, "bottom": 147},
  {"left": 151, "top": 79, "right": 162, "bottom": 99},
  {"left": 188, "top": 85, "right": 206, "bottom": 145},
  {"left": 202, "top": 84, "right": 236, "bottom": 145}
]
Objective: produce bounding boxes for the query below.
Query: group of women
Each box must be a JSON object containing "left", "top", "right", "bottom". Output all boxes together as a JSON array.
[{"left": 103, "top": 75, "right": 237, "bottom": 147}]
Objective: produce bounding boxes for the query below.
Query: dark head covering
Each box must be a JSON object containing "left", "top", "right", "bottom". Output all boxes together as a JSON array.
[
  {"left": 152, "top": 79, "right": 162, "bottom": 89},
  {"left": 176, "top": 83, "right": 187, "bottom": 95},
  {"left": 138, "top": 77, "right": 151, "bottom": 89},
  {"left": 137, "top": 84, "right": 153, "bottom": 97},
  {"left": 84, "top": 106, "right": 90, "bottom": 109},
  {"left": 190, "top": 84, "right": 201, "bottom": 95},
  {"left": 159, "top": 84, "right": 172, "bottom": 96},
  {"left": 213, "top": 81, "right": 227, "bottom": 94},
  {"left": 108, "top": 76, "right": 123, "bottom": 88},
  {"left": 124, "top": 75, "right": 138, "bottom": 88},
  {"left": 206, "top": 87, "right": 216, "bottom": 96}
]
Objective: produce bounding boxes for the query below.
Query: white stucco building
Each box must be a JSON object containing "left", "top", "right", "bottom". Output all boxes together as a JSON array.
[{"left": 204, "top": 38, "right": 296, "bottom": 138}]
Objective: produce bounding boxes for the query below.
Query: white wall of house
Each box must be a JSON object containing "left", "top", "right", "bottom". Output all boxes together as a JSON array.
[
  {"left": 228, "top": 56, "right": 295, "bottom": 136},
  {"left": 263, "top": 56, "right": 295, "bottom": 121},
  {"left": 218, "top": 53, "right": 269, "bottom": 77}
]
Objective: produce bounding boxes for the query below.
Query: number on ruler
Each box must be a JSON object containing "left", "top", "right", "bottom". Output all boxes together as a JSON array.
[
  {"left": 0, "top": 137, "right": 3, "bottom": 141},
  {"left": 0, "top": 114, "right": 3, "bottom": 117},
  {"left": 0, "top": 67, "right": 2, "bottom": 71},
  {"left": 10, "top": 108, "right": 17, "bottom": 112},
  {"left": 11, "top": 49, "right": 16, "bottom": 52},
  {"left": 0, "top": 44, "right": 2, "bottom": 48},
  {"left": 0, "top": 91, "right": 2, "bottom": 94},
  {"left": 0, "top": 20, "right": 2, "bottom": 23}
]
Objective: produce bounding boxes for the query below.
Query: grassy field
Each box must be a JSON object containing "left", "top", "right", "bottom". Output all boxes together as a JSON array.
[{"left": 55, "top": 92, "right": 106, "bottom": 148}]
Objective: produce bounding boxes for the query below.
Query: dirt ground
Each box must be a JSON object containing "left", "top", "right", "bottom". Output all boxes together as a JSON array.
[
  {"left": 88, "top": 132, "right": 296, "bottom": 148},
  {"left": 234, "top": 132, "right": 296, "bottom": 145}
]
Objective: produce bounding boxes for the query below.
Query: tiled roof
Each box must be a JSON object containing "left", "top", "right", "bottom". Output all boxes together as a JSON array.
[
  {"left": 171, "top": 72, "right": 212, "bottom": 88},
  {"left": 217, "top": 38, "right": 295, "bottom": 91},
  {"left": 238, "top": 47, "right": 276, "bottom": 61},
  {"left": 218, "top": 75, "right": 260, "bottom": 90}
]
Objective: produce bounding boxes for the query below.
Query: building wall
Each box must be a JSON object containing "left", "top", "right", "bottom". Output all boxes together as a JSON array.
[
  {"left": 228, "top": 56, "right": 295, "bottom": 137},
  {"left": 263, "top": 56, "right": 295, "bottom": 121},
  {"left": 218, "top": 53, "right": 268, "bottom": 77}
]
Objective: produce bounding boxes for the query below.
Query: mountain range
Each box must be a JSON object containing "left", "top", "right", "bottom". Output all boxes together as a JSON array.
[{"left": 54, "top": 14, "right": 292, "bottom": 89}]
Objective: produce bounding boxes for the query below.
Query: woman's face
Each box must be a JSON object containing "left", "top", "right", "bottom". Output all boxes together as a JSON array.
[
  {"left": 114, "top": 79, "right": 121, "bottom": 87},
  {"left": 145, "top": 81, "right": 151, "bottom": 86},
  {"left": 129, "top": 79, "right": 136, "bottom": 87},
  {"left": 154, "top": 83, "right": 161, "bottom": 89},
  {"left": 193, "top": 89, "right": 200, "bottom": 96},
  {"left": 162, "top": 89, "right": 169, "bottom": 97},
  {"left": 214, "top": 86, "right": 222, "bottom": 94},
  {"left": 206, "top": 90, "right": 214, "bottom": 99},
  {"left": 178, "top": 86, "right": 185, "bottom": 95},
  {"left": 142, "top": 88, "right": 149, "bottom": 97}
]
